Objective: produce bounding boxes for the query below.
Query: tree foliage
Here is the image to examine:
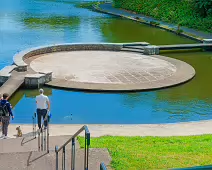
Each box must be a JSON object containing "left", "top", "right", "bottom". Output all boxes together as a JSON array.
[{"left": 195, "top": 0, "right": 212, "bottom": 17}]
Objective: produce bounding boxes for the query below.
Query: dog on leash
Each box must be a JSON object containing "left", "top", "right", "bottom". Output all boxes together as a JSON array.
[{"left": 16, "top": 126, "right": 22, "bottom": 137}]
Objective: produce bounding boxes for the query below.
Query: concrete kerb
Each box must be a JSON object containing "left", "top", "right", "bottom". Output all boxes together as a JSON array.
[
  {"left": 12, "top": 43, "right": 127, "bottom": 88},
  {"left": 13, "top": 43, "right": 127, "bottom": 71},
  {"left": 92, "top": 3, "right": 205, "bottom": 42},
  {"left": 0, "top": 65, "right": 18, "bottom": 85},
  {"left": 13, "top": 43, "right": 195, "bottom": 91}
]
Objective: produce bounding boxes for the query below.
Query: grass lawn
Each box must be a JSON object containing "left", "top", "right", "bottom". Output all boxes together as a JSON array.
[{"left": 78, "top": 135, "right": 212, "bottom": 170}]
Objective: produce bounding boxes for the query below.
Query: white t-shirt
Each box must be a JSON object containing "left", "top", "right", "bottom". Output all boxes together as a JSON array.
[{"left": 36, "top": 94, "right": 49, "bottom": 109}]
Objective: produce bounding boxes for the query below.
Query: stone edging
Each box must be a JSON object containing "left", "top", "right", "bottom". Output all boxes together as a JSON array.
[
  {"left": 93, "top": 3, "right": 206, "bottom": 42},
  {"left": 13, "top": 43, "right": 195, "bottom": 91},
  {"left": 13, "top": 43, "right": 126, "bottom": 71}
]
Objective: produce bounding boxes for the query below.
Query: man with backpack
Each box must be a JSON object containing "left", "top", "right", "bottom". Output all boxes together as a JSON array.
[{"left": 0, "top": 93, "right": 14, "bottom": 139}]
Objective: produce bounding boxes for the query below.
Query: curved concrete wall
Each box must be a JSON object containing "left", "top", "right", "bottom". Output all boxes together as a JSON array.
[{"left": 13, "top": 43, "right": 124, "bottom": 71}]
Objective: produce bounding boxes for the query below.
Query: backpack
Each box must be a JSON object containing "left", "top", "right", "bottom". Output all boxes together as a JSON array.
[{"left": 0, "top": 102, "right": 9, "bottom": 117}]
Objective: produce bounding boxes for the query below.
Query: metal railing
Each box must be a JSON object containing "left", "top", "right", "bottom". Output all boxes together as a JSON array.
[
  {"left": 38, "top": 113, "right": 50, "bottom": 153},
  {"left": 32, "top": 112, "right": 37, "bottom": 138},
  {"left": 100, "top": 162, "right": 107, "bottom": 170},
  {"left": 55, "top": 125, "right": 90, "bottom": 170}
]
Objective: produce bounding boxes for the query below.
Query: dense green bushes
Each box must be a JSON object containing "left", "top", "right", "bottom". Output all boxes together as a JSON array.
[
  {"left": 113, "top": 0, "right": 212, "bottom": 32},
  {"left": 195, "top": 0, "right": 212, "bottom": 17}
]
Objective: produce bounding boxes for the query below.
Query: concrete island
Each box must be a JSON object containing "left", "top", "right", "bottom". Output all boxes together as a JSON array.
[{"left": 0, "top": 42, "right": 196, "bottom": 96}]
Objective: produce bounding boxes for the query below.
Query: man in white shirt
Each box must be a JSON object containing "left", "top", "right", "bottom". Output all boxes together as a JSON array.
[{"left": 36, "top": 89, "right": 50, "bottom": 129}]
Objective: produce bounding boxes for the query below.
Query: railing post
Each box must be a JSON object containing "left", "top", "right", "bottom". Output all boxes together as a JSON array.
[
  {"left": 34, "top": 112, "right": 36, "bottom": 138},
  {"left": 84, "top": 131, "right": 87, "bottom": 170},
  {"left": 32, "top": 116, "right": 35, "bottom": 138},
  {"left": 71, "top": 138, "right": 75, "bottom": 170},
  {"left": 86, "top": 132, "right": 90, "bottom": 170},
  {"left": 47, "top": 123, "right": 49, "bottom": 153},
  {"left": 44, "top": 129, "right": 46, "bottom": 151},
  {"left": 84, "top": 130, "right": 90, "bottom": 170},
  {"left": 38, "top": 130, "right": 40, "bottom": 151},
  {"left": 41, "top": 129, "right": 43, "bottom": 151},
  {"left": 62, "top": 146, "right": 66, "bottom": 170},
  {"left": 55, "top": 146, "right": 59, "bottom": 170}
]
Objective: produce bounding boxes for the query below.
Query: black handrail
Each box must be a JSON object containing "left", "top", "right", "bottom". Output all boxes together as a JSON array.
[
  {"left": 38, "top": 113, "right": 49, "bottom": 153},
  {"left": 100, "top": 162, "right": 107, "bottom": 170},
  {"left": 55, "top": 125, "right": 90, "bottom": 170}
]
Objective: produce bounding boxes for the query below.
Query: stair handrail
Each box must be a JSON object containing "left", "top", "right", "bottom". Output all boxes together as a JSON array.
[
  {"left": 38, "top": 113, "right": 50, "bottom": 153},
  {"left": 55, "top": 125, "right": 90, "bottom": 170}
]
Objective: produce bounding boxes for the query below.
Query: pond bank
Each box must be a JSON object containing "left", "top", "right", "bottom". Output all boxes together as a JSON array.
[
  {"left": 8, "top": 120, "right": 212, "bottom": 138},
  {"left": 93, "top": 3, "right": 212, "bottom": 42}
]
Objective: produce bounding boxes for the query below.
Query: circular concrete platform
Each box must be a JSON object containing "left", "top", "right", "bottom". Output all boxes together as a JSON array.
[{"left": 29, "top": 51, "right": 195, "bottom": 91}]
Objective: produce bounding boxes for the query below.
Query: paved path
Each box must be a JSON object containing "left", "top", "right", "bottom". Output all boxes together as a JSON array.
[
  {"left": 28, "top": 51, "right": 195, "bottom": 91},
  {"left": 0, "top": 71, "right": 25, "bottom": 97},
  {"left": 97, "top": 3, "right": 212, "bottom": 39},
  {"left": 7, "top": 121, "right": 212, "bottom": 138}
]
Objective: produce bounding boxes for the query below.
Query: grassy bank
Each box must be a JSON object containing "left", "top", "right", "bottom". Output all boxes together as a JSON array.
[
  {"left": 78, "top": 135, "right": 212, "bottom": 169},
  {"left": 113, "top": 0, "right": 212, "bottom": 33},
  {"left": 75, "top": 1, "right": 103, "bottom": 10}
]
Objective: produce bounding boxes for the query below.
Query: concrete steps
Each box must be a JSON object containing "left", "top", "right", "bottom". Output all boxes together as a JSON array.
[
  {"left": 0, "top": 135, "right": 111, "bottom": 169},
  {"left": 0, "top": 135, "right": 80, "bottom": 153},
  {"left": 121, "top": 47, "right": 144, "bottom": 53},
  {"left": 122, "top": 45, "right": 145, "bottom": 50},
  {"left": 0, "top": 148, "right": 111, "bottom": 170}
]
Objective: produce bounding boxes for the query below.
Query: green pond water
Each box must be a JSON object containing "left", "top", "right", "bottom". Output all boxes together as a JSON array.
[{"left": 1, "top": 0, "right": 211, "bottom": 124}]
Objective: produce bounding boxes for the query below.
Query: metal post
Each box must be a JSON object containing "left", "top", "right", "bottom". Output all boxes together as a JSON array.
[
  {"left": 84, "top": 132, "right": 87, "bottom": 170},
  {"left": 86, "top": 133, "right": 90, "bottom": 170},
  {"left": 47, "top": 124, "right": 49, "bottom": 153},
  {"left": 55, "top": 146, "right": 59, "bottom": 170},
  {"left": 38, "top": 131, "right": 40, "bottom": 151},
  {"left": 32, "top": 116, "right": 35, "bottom": 138},
  {"left": 71, "top": 138, "right": 75, "bottom": 170},
  {"left": 44, "top": 129, "right": 46, "bottom": 151},
  {"left": 62, "top": 146, "right": 66, "bottom": 170},
  {"left": 41, "top": 129, "right": 43, "bottom": 151},
  {"left": 34, "top": 112, "right": 36, "bottom": 138}
]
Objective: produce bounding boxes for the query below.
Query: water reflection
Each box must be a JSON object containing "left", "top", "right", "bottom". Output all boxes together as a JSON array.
[
  {"left": 1, "top": 0, "right": 212, "bottom": 124},
  {"left": 23, "top": 16, "right": 80, "bottom": 29},
  {"left": 100, "top": 18, "right": 196, "bottom": 45}
]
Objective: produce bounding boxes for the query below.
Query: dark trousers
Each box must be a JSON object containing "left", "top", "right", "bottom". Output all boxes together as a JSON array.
[
  {"left": 37, "top": 109, "right": 48, "bottom": 129},
  {"left": 1, "top": 116, "right": 10, "bottom": 136}
]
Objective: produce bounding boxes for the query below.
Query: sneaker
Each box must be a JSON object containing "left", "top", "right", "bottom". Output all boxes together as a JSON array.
[
  {"left": 3, "top": 136, "right": 10, "bottom": 139},
  {"left": 0, "top": 135, "right": 5, "bottom": 139}
]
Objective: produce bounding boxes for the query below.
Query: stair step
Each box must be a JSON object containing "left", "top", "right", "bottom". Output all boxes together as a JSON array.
[
  {"left": 122, "top": 45, "right": 145, "bottom": 50},
  {"left": 121, "top": 48, "right": 144, "bottom": 53},
  {"left": 0, "top": 135, "right": 80, "bottom": 153},
  {"left": 0, "top": 148, "right": 111, "bottom": 170}
]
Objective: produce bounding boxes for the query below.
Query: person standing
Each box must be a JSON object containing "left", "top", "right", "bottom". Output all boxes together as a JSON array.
[
  {"left": 36, "top": 89, "right": 50, "bottom": 130},
  {"left": 0, "top": 93, "right": 14, "bottom": 139}
]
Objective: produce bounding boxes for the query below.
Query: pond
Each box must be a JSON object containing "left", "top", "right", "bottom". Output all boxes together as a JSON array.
[{"left": 1, "top": 0, "right": 211, "bottom": 124}]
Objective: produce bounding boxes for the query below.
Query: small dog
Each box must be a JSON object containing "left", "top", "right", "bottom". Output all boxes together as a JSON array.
[{"left": 16, "top": 126, "right": 22, "bottom": 137}]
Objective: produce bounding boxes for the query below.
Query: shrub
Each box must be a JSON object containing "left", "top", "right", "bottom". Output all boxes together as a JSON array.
[
  {"left": 194, "top": 0, "right": 212, "bottom": 17},
  {"left": 113, "top": 0, "right": 212, "bottom": 33}
]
